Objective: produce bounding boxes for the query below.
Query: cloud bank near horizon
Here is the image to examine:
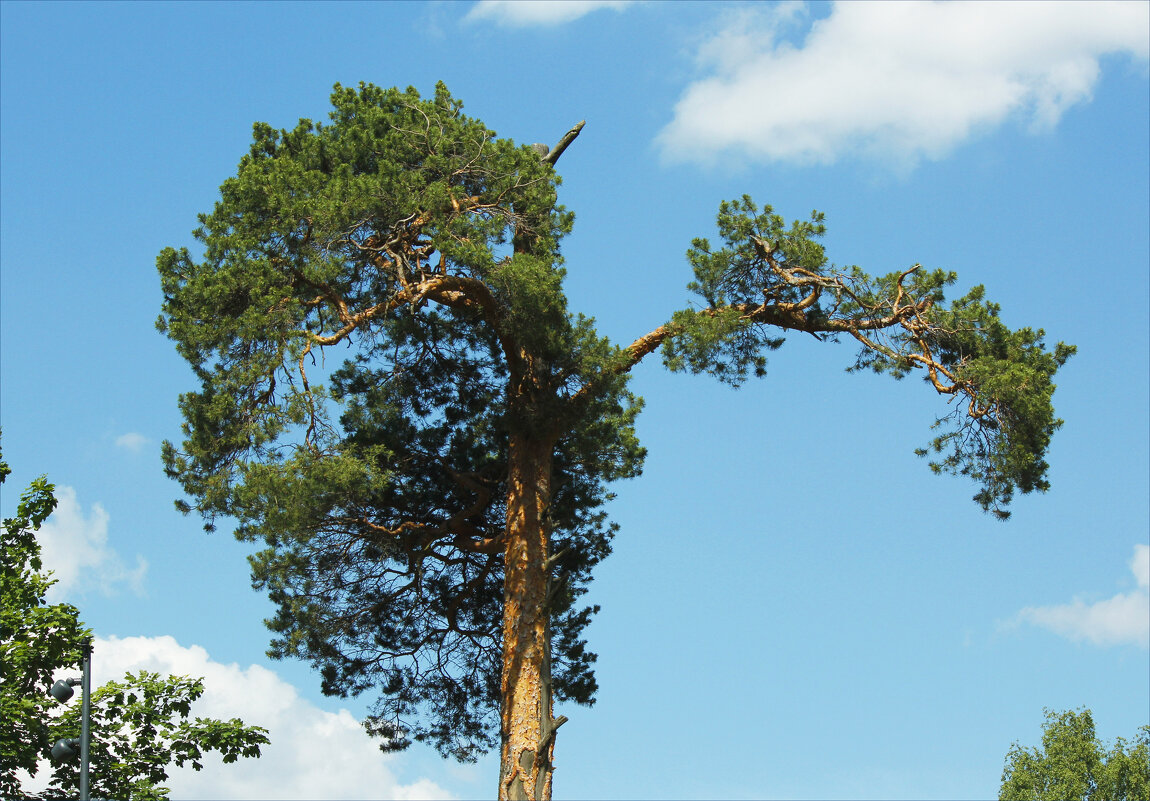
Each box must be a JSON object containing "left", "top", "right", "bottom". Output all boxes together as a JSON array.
[
  {"left": 27, "top": 487, "right": 460, "bottom": 799},
  {"left": 76, "top": 635, "right": 456, "bottom": 800}
]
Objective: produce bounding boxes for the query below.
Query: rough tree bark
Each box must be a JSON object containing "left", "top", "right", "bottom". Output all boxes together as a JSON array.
[{"left": 499, "top": 431, "right": 567, "bottom": 800}]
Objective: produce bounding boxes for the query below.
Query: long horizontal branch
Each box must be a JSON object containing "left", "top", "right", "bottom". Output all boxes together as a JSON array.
[
  {"left": 615, "top": 295, "right": 930, "bottom": 377},
  {"left": 356, "top": 511, "right": 504, "bottom": 556},
  {"left": 561, "top": 261, "right": 969, "bottom": 419}
]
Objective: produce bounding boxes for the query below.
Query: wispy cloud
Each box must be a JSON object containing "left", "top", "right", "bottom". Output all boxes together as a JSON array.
[
  {"left": 38, "top": 486, "right": 148, "bottom": 602},
  {"left": 114, "top": 432, "right": 149, "bottom": 453},
  {"left": 1012, "top": 544, "right": 1150, "bottom": 649},
  {"left": 465, "top": 0, "right": 632, "bottom": 27},
  {"left": 80, "top": 636, "right": 454, "bottom": 799},
  {"left": 657, "top": 1, "right": 1149, "bottom": 170}
]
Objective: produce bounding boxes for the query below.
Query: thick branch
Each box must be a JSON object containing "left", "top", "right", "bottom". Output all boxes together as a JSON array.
[
  {"left": 622, "top": 324, "right": 673, "bottom": 367},
  {"left": 613, "top": 295, "right": 929, "bottom": 378},
  {"left": 566, "top": 263, "right": 959, "bottom": 420},
  {"left": 356, "top": 477, "right": 503, "bottom": 555}
]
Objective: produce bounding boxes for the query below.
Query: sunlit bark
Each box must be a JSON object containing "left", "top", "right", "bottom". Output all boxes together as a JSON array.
[{"left": 498, "top": 432, "right": 566, "bottom": 800}]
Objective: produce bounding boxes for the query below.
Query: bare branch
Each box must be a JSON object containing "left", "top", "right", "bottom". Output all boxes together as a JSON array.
[{"left": 542, "top": 121, "right": 586, "bottom": 166}]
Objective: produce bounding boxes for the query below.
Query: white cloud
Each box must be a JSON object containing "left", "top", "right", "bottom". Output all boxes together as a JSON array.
[
  {"left": 114, "top": 432, "right": 149, "bottom": 453},
  {"left": 1135, "top": 543, "right": 1150, "bottom": 590},
  {"left": 38, "top": 486, "right": 147, "bottom": 602},
  {"left": 465, "top": 0, "right": 632, "bottom": 27},
  {"left": 657, "top": 1, "right": 1150, "bottom": 169},
  {"left": 1014, "top": 544, "right": 1150, "bottom": 649},
  {"left": 59, "top": 635, "right": 455, "bottom": 800}
]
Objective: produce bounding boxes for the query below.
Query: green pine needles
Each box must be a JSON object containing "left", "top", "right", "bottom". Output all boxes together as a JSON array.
[
  {"left": 671, "top": 195, "right": 1074, "bottom": 518},
  {"left": 159, "top": 83, "right": 640, "bottom": 762}
]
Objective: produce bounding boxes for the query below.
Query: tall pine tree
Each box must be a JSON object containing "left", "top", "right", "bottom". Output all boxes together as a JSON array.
[{"left": 158, "top": 82, "right": 1073, "bottom": 799}]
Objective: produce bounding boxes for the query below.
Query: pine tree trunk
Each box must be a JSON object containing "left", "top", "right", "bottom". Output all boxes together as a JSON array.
[{"left": 498, "top": 432, "right": 565, "bottom": 800}]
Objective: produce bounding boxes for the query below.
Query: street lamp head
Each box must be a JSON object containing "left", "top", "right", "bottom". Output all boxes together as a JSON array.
[
  {"left": 51, "top": 737, "right": 81, "bottom": 762},
  {"left": 49, "top": 678, "right": 79, "bottom": 702}
]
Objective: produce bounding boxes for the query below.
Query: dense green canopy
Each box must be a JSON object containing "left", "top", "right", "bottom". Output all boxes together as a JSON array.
[
  {"left": 1, "top": 456, "right": 83, "bottom": 798},
  {"left": 1000, "top": 708, "right": 1149, "bottom": 801},
  {"left": 159, "top": 83, "right": 643, "bottom": 759}
]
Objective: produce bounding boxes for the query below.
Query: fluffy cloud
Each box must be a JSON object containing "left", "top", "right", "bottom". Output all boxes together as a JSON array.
[
  {"left": 73, "top": 635, "right": 454, "bottom": 800},
  {"left": 1014, "top": 544, "right": 1150, "bottom": 648},
  {"left": 37, "top": 486, "right": 147, "bottom": 602},
  {"left": 657, "top": 1, "right": 1150, "bottom": 169},
  {"left": 465, "top": 0, "right": 631, "bottom": 27}
]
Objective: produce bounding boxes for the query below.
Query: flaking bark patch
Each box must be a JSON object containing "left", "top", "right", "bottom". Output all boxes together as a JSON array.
[{"left": 500, "top": 433, "right": 558, "bottom": 800}]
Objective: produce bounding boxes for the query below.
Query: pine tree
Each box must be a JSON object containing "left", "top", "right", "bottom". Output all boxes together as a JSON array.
[{"left": 157, "top": 82, "right": 1073, "bottom": 799}]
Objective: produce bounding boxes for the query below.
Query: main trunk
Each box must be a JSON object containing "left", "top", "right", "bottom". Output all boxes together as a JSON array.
[{"left": 499, "top": 431, "right": 565, "bottom": 800}]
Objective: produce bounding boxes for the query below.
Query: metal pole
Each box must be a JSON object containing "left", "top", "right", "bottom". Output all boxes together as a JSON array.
[{"left": 80, "top": 637, "right": 91, "bottom": 801}]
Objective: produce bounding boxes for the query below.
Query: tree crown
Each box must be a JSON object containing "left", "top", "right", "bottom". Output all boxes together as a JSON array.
[
  {"left": 157, "top": 82, "right": 1073, "bottom": 764},
  {"left": 158, "top": 82, "right": 642, "bottom": 760},
  {"left": 1000, "top": 708, "right": 1150, "bottom": 801}
]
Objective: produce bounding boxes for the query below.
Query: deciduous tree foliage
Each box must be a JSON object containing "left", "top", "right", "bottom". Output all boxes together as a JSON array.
[
  {"left": 43, "top": 671, "right": 269, "bottom": 801},
  {"left": 1, "top": 456, "right": 82, "bottom": 799},
  {"left": 157, "top": 82, "right": 1073, "bottom": 799},
  {"left": 0, "top": 450, "right": 269, "bottom": 800},
  {"left": 1000, "top": 708, "right": 1150, "bottom": 801}
]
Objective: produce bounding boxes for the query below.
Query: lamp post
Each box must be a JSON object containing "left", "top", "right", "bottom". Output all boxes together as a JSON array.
[{"left": 49, "top": 636, "right": 91, "bottom": 801}]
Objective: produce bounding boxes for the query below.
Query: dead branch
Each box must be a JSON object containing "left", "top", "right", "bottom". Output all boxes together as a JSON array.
[{"left": 542, "top": 121, "right": 586, "bottom": 166}]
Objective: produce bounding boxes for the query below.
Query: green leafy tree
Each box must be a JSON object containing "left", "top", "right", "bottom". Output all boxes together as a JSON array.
[
  {"left": 1, "top": 456, "right": 83, "bottom": 799},
  {"left": 156, "top": 82, "right": 1073, "bottom": 800},
  {"left": 0, "top": 450, "right": 270, "bottom": 800},
  {"left": 1000, "top": 708, "right": 1150, "bottom": 801},
  {"left": 44, "top": 672, "right": 269, "bottom": 801}
]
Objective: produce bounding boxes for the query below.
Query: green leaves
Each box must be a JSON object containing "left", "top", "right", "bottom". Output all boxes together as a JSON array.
[
  {"left": 684, "top": 195, "right": 827, "bottom": 310},
  {"left": 660, "top": 305, "right": 777, "bottom": 384},
  {"left": 490, "top": 253, "right": 570, "bottom": 358},
  {"left": 157, "top": 81, "right": 574, "bottom": 515},
  {"left": 999, "top": 708, "right": 1149, "bottom": 801},
  {"left": 44, "top": 672, "right": 269, "bottom": 800},
  {"left": 1, "top": 450, "right": 88, "bottom": 800},
  {"left": 912, "top": 289, "right": 1075, "bottom": 517},
  {"left": 0, "top": 448, "right": 268, "bottom": 800},
  {"left": 157, "top": 83, "right": 1073, "bottom": 778},
  {"left": 666, "top": 196, "right": 814, "bottom": 383}
]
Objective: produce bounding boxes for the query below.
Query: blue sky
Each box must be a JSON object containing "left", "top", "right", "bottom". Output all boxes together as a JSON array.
[{"left": 1, "top": 1, "right": 1147, "bottom": 798}]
